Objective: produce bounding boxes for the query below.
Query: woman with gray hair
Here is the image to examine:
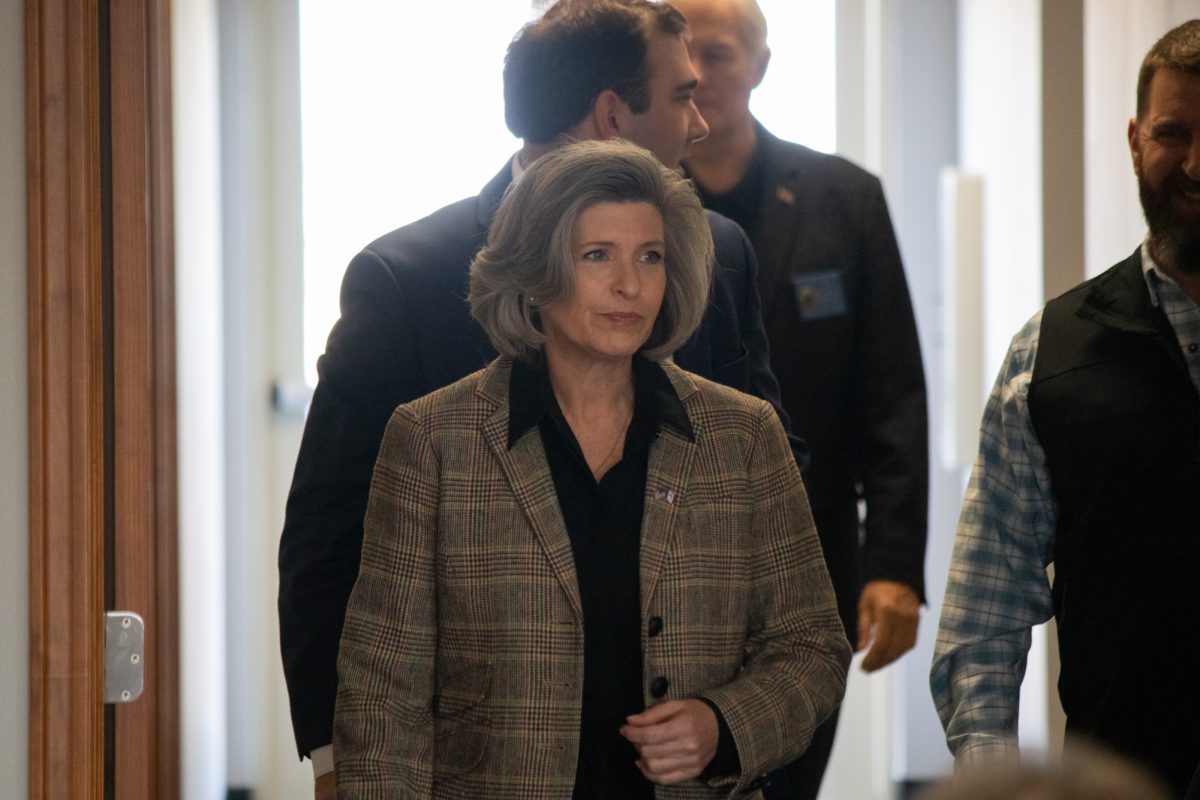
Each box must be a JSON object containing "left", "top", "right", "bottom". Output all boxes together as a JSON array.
[{"left": 332, "top": 139, "right": 849, "bottom": 800}]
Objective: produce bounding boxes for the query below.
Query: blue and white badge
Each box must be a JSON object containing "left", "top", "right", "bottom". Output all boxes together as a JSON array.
[{"left": 792, "top": 270, "right": 847, "bottom": 321}]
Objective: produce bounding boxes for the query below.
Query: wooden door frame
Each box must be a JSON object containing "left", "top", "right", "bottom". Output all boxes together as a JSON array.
[{"left": 26, "top": 0, "right": 179, "bottom": 797}]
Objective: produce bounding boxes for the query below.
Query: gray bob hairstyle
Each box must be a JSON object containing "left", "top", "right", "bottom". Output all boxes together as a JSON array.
[{"left": 468, "top": 139, "right": 714, "bottom": 362}]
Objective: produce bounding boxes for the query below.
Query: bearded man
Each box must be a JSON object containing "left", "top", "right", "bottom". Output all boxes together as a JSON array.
[{"left": 931, "top": 18, "right": 1200, "bottom": 798}]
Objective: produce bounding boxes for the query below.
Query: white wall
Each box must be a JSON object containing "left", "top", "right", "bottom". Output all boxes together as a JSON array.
[
  {"left": 1084, "top": 0, "right": 1200, "bottom": 277},
  {"left": 821, "top": 1, "right": 961, "bottom": 794},
  {"left": 957, "top": 0, "right": 1056, "bottom": 755},
  {"left": 175, "top": 0, "right": 229, "bottom": 797},
  {"left": 0, "top": 1, "right": 28, "bottom": 796},
  {"left": 959, "top": 0, "right": 1046, "bottom": 378},
  {"left": 882, "top": 0, "right": 961, "bottom": 784},
  {"left": 175, "top": 1, "right": 311, "bottom": 796},
  {"left": 217, "top": 1, "right": 309, "bottom": 796}
]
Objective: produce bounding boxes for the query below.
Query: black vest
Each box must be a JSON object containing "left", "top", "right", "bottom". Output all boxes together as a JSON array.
[{"left": 1028, "top": 249, "right": 1200, "bottom": 795}]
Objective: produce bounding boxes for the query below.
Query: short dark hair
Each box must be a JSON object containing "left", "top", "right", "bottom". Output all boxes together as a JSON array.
[
  {"left": 1136, "top": 19, "right": 1200, "bottom": 120},
  {"left": 503, "top": 0, "right": 688, "bottom": 144},
  {"left": 469, "top": 139, "right": 713, "bottom": 362}
]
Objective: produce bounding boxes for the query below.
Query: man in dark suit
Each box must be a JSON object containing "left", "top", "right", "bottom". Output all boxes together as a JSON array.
[
  {"left": 278, "top": 2, "right": 800, "bottom": 797},
  {"left": 673, "top": 0, "right": 929, "bottom": 796}
]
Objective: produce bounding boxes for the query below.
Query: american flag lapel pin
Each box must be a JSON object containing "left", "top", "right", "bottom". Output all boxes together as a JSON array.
[
  {"left": 775, "top": 185, "right": 795, "bottom": 206},
  {"left": 655, "top": 488, "right": 676, "bottom": 504}
]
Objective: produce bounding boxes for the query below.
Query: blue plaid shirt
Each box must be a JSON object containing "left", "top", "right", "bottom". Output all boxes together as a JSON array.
[{"left": 930, "top": 242, "right": 1200, "bottom": 766}]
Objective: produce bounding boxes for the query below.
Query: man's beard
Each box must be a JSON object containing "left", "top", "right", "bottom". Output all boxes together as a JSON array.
[{"left": 1139, "top": 168, "right": 1200, "bottom": 275}]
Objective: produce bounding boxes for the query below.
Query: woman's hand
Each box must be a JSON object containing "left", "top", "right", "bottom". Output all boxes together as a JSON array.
[
  {"left": 314, "top": 772, "right": 336, "bottom": 800},
  {"left": 619, "top": 699, "right": 718, "bottom": 784}
]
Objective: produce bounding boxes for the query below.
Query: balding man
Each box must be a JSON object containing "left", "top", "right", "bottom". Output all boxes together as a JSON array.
[{"left": 674, "top": 0, "right": 929, "bottom": 796}]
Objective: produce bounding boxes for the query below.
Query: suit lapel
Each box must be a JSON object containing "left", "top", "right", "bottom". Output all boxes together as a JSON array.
[
  {"left": 477, "top": 361, "right": 584, "bottom": 620},
  {"left": 476, "top": 160, "right": 515, "bottom": 231},
  {"left": 753, "top": 127, "right": 804, "bottom": 290},
  {"left": 639, "top": 364, "right": 699, "bottom": 612}
]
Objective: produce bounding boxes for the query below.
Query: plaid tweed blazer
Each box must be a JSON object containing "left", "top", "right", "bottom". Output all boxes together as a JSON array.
[{"left": 334, "top": 357, "right": 850, "bottom": 799}]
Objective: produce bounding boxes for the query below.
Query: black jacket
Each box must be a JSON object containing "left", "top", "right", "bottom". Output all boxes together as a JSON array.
[
  {"left": 731, "top": 125, "right": 928, "bottom": 633},
  {"left": 278, "top": 161, "right": 798, "bottom": 757}
]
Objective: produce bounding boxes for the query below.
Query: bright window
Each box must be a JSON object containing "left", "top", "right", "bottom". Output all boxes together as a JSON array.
[
  {"left": 298, "top": 2, "right": 835, "bottom": 383},
  {"left": 299, "top": 1, "right": 535, "bottom": 384},
  {"left": 752, "top": 0, "right": 836, "bottom": 153}
]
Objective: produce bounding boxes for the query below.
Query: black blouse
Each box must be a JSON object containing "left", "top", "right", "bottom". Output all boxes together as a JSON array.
[{"left": 509, "top": 355, "right": 672, "bottom": 799}]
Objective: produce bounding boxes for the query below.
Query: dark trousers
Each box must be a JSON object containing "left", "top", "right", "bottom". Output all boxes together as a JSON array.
[
  {"left": 1185, "top": 760, "right": 1200, "bottom": 800},
  {"left": 763, "top": 705, "right": 841, "bottom": 800}
]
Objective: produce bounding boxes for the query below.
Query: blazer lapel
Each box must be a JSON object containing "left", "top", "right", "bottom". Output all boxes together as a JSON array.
[
  {"left": 639, "top": 364, "right": 700, "bottom": 612},
  {"left": 477, "top": 361, "right": 584, "bottom": 621}
]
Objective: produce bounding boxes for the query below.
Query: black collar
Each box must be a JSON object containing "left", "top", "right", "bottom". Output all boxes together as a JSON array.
[
  {"left": 1077, "top": 247, "right": 1175, "bottom": 338},
  {"left": 507, "top": 354, "right": 694, "bottom": 449},
  {"left": 475, "top": 160, "right": 515, "bottom": 230}
]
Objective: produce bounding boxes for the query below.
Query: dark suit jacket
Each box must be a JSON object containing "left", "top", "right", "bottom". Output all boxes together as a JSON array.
[
  {"left": 333, "top": 357, "right": 850, "bottom": 799},
  {"left": 743, "top": 125, "right": 928, "bottom": 634},
  {"left": 279, "top": 161, "right": 797, "bottom": 757}
]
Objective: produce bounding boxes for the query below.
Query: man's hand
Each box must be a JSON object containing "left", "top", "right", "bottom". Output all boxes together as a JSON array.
[
  {"left": 619, "top": 699, "right": 718, "bottom": 784},
  {"left": 857, "top": 579, "right": 920, "bottom": 672},
  {"left": 315, "top": 772, "right": 336, "bottom": 800}
]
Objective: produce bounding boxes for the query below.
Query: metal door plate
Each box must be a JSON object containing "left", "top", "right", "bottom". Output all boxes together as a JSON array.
[{"left": 105, "top": 611, "right": 145, "bottom": 704}]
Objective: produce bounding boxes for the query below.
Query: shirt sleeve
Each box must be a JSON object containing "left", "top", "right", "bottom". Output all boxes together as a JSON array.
[
  {"left": 697, "top": 697, "right": 740, "bottom": 778},
  {"left": 929, "top": 310, "right": 1058, "bottom": 767},
  {"left": 310, "top": 744, "right": 334, "bottom": 778}
]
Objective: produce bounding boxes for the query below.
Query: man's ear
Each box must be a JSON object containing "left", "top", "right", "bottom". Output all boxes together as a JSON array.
[
  {"left": 592, "top": 89, "right": 625, "bottom": 141},
  {"left": 751, "top": 46, "right": 771, "bottom": 90},
  {"left": 1128, "top": 116, "right": 1142, "bottom": 174}
]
